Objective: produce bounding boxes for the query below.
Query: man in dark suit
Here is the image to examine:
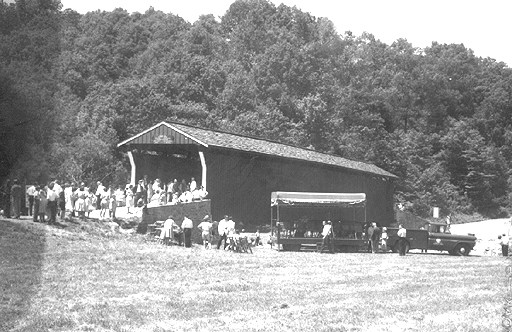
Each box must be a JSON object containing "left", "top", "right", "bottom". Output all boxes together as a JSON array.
[
  {"left": 366, "top": 222, "right": 374, "bottom": 253},
  {"left": 370, "top": 222, "right": 381, "bottom": 253}
]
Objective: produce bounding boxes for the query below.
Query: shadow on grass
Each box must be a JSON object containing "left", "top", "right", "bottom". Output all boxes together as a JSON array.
[{"left": 0, "top": 218, "right": 46, "bottom": 331}]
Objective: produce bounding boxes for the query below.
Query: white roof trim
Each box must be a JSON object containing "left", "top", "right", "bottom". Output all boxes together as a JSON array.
[{"left": 117, "top": 122, "right": 208, "bottom": 148}]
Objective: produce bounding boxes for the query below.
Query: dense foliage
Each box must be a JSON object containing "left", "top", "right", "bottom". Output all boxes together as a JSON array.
[{"left": 1, "top": 0, "right": 511, "bottom": 218}]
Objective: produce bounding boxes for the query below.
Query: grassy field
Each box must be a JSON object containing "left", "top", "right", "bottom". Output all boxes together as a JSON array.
[{"left": 0, "top": 217, "right": 506, "bottom": 332}]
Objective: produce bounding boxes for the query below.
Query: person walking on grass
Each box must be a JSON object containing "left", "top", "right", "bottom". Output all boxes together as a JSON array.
[
  {"left": 318, "top": 220, "right": 333, "bottom": 253},
  {"left": 397, "top": 224, "right": 407, "bottom": 256},
  {"left": 197, "top": 215, "right": 213, "bottom": 249}
]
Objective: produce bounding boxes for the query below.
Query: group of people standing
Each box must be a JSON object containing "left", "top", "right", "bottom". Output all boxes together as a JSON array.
[
  {"left": 367, "top": 222, "right": 407, "bottom": 256},
  {"left": 0, "top": 178, "right": 122, "bottom": 223},
  {"left": 159, "top": 214, "right": 196, "bottom": 247},
  {"left": 157, "top": 214, "right": 261, "bottom": 250},
  {"left": 132, "top": 177, "right": 208, "bottom": 208},
  {"left": 3, "top": 180, "right": 64, "bottom": 224}
]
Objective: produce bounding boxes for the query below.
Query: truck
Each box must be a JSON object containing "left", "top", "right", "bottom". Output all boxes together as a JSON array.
[{"left": 386, "top": 222, "right": 477, "bottom": 256}]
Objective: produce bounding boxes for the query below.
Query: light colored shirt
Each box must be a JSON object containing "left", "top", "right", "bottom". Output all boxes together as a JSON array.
[
  {"left": 161, "top": 218, "right": 178, "bottom": 239},
  {"left": 322, "top": 224, "right": 332, "bottom": 238},
  {"left": 218, "top": 219, "right": 228, "bottom": 236},
  {"left": 182, "top": 217, "right": 193, "bottom": 229},
  {"left": 192, "top": 190, "right": 202, "bottom": 200},
  {"left": 190, "top": 180, "right": 197, "bottom": 192},
  {"left": 95, "top": 184, "right": 105, "bottom": 196},
  {"left": 53, "top": 183, "right": 63, "bottom": 195},
  {"left": 198, "top": 221, "right": 212, "bottom": 234},
  {"left": 398, "top": 228, "right": 407, "bottom": 238},
  {"left": 226, "top": 220, "right": 236, "bottom": 235},
  {"left": 27, "top": 185, "right": 37, "bottom": 196},
  {"left": 47, "top": 189, "right": 58, "bottom": 202}
]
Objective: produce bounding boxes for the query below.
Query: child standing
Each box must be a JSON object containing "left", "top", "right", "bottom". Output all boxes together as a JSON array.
[{"left": 381, "top": 227, "right": 389, "bottom": 252}]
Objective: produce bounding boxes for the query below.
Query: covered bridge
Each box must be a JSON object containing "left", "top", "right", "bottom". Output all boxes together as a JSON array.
[{"left": 117, "top": 122, "right": 397, "bottom": 229}]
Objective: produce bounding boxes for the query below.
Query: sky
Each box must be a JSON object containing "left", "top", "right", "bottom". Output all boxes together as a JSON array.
[{"left": 59, "top": 0, "right": 511, "bottom": 67}]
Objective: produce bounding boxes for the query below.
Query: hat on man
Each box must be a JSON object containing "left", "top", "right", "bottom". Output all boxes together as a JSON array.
[{"left": 203, "top": 215, "right": 210, "bottom": 220}]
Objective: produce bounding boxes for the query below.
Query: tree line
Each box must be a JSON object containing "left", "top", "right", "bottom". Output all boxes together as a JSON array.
[{"left": 1, "top": 0, "right": 511, "bottom": 218}]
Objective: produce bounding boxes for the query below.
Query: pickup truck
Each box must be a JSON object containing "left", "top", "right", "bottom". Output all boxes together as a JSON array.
[{"left": 386, "top": 222, "right": 477, "bottom": 256}]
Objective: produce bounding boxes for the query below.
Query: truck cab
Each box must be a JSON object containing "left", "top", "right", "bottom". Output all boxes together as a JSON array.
[{"left": 426, "top": 222, "right": 476, "bottom": 256}]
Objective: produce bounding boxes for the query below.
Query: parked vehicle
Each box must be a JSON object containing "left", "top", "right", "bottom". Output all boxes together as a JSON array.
[{"left": 386, "top": 222, "right": 477, "bottom": 256}]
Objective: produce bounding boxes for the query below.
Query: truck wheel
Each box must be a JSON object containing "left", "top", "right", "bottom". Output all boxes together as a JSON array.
[{"left": 453, "top": 244, "right": 470, "bottom": 256}]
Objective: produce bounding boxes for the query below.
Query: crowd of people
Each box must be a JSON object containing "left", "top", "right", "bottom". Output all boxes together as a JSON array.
[
  {"left": 0, "top": 179, "right": 122, "bottom": 224},
  {"left": 132, "top": 177, "right": 208, "bottom": 208},
  {"left": 0, "top": 176, "right": 209, "bottom": 223}
]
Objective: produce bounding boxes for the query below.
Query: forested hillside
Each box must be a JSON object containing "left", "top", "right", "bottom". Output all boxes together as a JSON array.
[{"left": 1, "top": 0, "right": 511, "bottom": 218}]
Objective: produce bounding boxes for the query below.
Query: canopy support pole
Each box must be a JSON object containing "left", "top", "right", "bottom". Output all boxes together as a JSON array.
[
  {"left": 127, "top": 151, "right": 136, "bottom": 186},
  {"left": 199, "top": 151, "right": 207, "bottom": 190}
]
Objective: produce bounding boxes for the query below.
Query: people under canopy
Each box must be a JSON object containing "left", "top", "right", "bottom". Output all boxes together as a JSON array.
[{"left": 271, "top": 192, "right": 367, "bottom": 240}]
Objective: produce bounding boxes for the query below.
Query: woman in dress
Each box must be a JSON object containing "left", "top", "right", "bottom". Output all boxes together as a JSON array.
[
  {"left": 38, "top": 186, "right": 48, "bottom": 223},
  {"left": 74, "top": 184, "right": 87, "bottom": 220},
  {"left": 87, "top": 189, "right": 96, "bottom": 218},
  {"left": 125, "top": 184, "right": 134, "bottom": 214}
]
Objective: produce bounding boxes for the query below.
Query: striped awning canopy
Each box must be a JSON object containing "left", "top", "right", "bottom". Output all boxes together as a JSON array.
[{"left": 271, "top": 192, "right": 366, "bottom": 207}]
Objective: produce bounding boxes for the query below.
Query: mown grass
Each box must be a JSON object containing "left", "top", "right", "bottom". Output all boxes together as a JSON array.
[{"left": 0, "top": 217, "right": 505, "bottom": 332}]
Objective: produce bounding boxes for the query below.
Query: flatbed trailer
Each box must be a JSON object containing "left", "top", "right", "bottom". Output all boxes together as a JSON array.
[
  {"left": 271, "top": 192, "right": 369, "bottom": 253},
  {"left": 277, "top": 236, "right": 367, "bottom": 252}
]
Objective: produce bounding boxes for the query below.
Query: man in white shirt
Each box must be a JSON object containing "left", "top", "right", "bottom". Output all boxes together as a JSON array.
[
  {"left": 26, "top": 184, "right": 37, "bottom": 216},
  {"left": 182, "top": 216, "right": 194, "bottom": 247},
  {"left": 397, "top": 224, "right": 407, "bottom": 256},
  {"left": 318, "top": 221, "right": 333, "bottom": 253},
  {"left": 216, "top": 215, "right": 229, "bottom": 250},
  {"left": 53, "top": 180, "right": 63, "bottom": 196},
  {"left": 46, "top": 182, "right": 59, "bottom": 224}
]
